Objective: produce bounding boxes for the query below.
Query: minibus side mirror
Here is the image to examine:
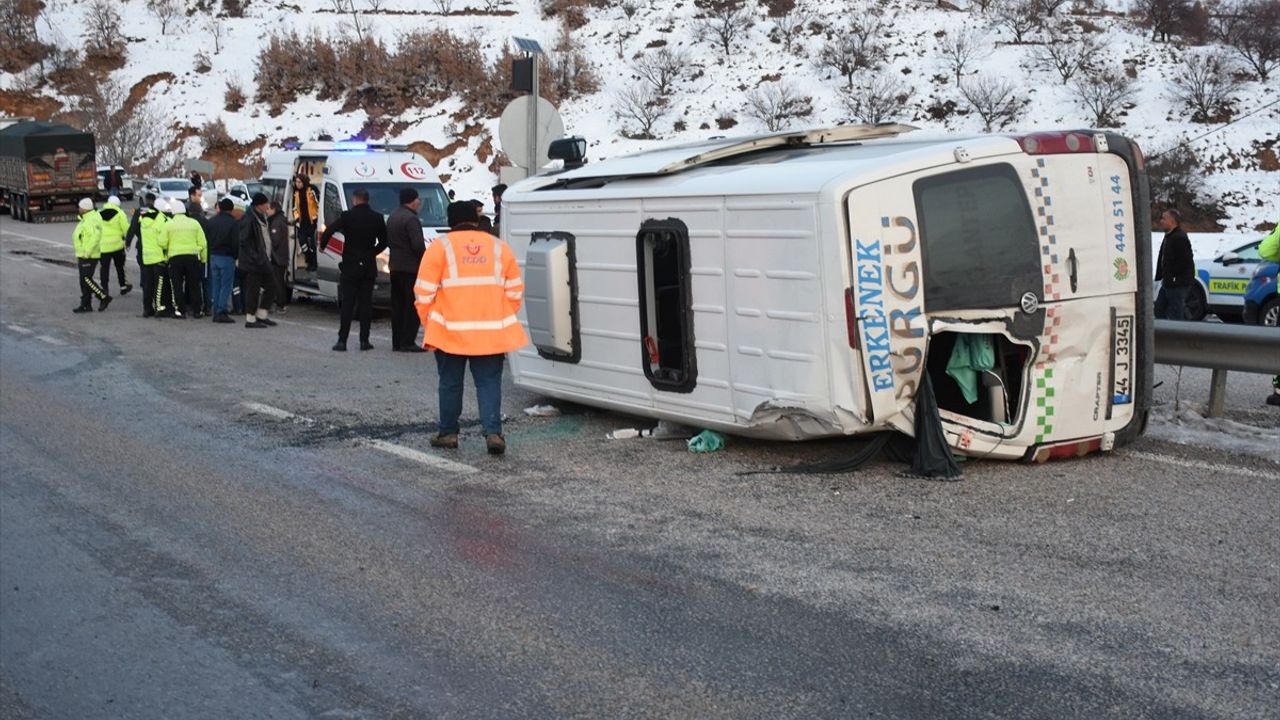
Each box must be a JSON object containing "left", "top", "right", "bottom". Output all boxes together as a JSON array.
[
  {"left": 1219, "top": 251, "right": 1241, "bottom": 265},
  {"left": 549, "top": 137, "right": 588, "bottom": 169}
]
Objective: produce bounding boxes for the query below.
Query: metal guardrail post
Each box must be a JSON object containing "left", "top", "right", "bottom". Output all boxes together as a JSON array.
[{"left": 1208, "top": 369, "right": 1228, "bottom": 418}]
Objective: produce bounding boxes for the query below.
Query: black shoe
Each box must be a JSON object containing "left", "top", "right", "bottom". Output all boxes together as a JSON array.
[
  {"left": 193, "top": 311, "right": 205, "bottom": 319},
  {"left": 212, "top": 313, "right": 234, "bottom": 324},
  {"left": 245, "top": 320, "right": 268, "bottom": 329},
  {"left": 332, "top": 342, "right": 347, "bottom": 351},
  {"left": 172, "top": 309, "right": 184, "bottom": 319},
  {"left": 97, "top": 296, "right": 112, "bottom": 312},
  {"left": 120, "top": 284, "right": 133, "bottom": 296},
  {"left": 395, "top": 346, "right": 426, "bottom": 353},
  {"left": 359, "top": 341, "right": 374, "bottom": 351},
  {"left": 73, "top": 305, "right": 92, "bottom": 313},
  {"left": 258, "top": 317, "right": 278, "bottom": 327},
  {"left": 142, "top": 311, "right": 155, "bottom": 318},
  {"left": 1267, "top": 394, "right": 1280, "bottom": 407}
]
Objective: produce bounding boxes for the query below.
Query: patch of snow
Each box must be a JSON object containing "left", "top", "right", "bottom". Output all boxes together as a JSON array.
[{"left": 1147, "top": 405, "right": 1280, "bottom": 463}]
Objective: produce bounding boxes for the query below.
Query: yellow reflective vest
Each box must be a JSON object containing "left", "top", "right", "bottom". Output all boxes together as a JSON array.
[
  {"left": 162, "top": 214, "right": 208, "bottom": 263},
  {"left": 139, "top": 210, "right": 169, "bottom": 265},
  {"left": 98, "top": 202, "right": 130, "bottom": 253},
  {"left": 72, "top": 210, "right": 103, "bottom": 259}
]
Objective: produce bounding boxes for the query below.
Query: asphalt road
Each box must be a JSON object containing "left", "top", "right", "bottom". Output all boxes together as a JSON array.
[{"left": 1, "top": 219, "right": 1278, "bottom": 719}]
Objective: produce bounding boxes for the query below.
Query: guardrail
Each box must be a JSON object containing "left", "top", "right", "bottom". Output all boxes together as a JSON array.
[{"left": 1154, "top": 320, "right": 1280, "bottom": 416}]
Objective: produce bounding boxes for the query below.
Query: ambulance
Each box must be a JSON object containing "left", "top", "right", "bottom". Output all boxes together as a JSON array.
[
  {"left": 262, "top": 142, "right": 450, "bottom": 304},
  {"left": 501, "top": 125, "right": 1154, "bottom": 461}
]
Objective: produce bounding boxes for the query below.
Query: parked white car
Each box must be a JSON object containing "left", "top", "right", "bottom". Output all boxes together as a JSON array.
[
  {"left": 1189, "top": 240, "right": 1266, "bottom": 321},
  {"left": 141, "top": 177, "right": 193, "bottom": 206}
]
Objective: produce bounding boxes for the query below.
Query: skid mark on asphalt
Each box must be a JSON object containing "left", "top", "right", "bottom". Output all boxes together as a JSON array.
[
  {"left": 1125, "top": 450, "right": 1276, "bottom": 478},
  {"left": 241, "top": 401, "right": 477, "bottom": 475}
]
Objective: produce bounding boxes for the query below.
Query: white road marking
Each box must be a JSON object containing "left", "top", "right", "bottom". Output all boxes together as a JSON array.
[
  {"left": 35, "top": 335, "right": 65, "bottom": 346},
  {"left": 6, "top": 324, "right": 33, "bottom": 334},
  {"left": 1125, "top": 450, "right": 1276, "bottom": 478},
  {"left": 241, "top": 401, "right": 314, "bottom": 424},
  {"left": 362, "top": 438, "right": 478, "bottom": 475},
  {"left": 0, "top": 230, "right": 67, "bottom": 248}
]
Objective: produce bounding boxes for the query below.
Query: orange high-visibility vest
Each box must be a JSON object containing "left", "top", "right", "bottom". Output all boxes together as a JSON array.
[{"left": 414, "top": 229, "right": 528, "bottom": 355}]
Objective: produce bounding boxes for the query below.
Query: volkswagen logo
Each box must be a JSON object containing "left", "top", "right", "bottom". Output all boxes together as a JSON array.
[{"left": 1020, "top": 292, "right": 1040, "bottom": 314}]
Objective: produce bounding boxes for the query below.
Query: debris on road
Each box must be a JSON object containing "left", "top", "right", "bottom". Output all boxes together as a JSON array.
[
  {"left": 687, "top": 430, "right": 725, "bottom": 453},
  {"left": 523, "top": 404, "right": 561, "bottom": 417},
  {"left": 607, "top": 427, "right": 654, "bottom": 440}
]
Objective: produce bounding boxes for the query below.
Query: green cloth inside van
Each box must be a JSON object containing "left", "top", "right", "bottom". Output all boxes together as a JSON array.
[{"left": 946, "top": 334, "right": 996, "bottom": 404}]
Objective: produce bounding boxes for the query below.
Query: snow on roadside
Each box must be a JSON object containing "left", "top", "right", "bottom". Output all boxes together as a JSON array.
[{"left": 1147, "top": 405, "right": 1280, "bottom": 464}]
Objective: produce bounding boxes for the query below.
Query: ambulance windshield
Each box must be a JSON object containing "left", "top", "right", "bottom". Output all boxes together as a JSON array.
[{"left": 344, "top": 183, "right": 449, "bottom": 228}]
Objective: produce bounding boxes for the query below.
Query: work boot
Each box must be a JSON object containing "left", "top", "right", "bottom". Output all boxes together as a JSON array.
[
  {"left": 430, "top": 433, "right": 459, "bottom": 449},
  {"left": 332, "top": 341, "right": 347, "bottom": 351},
  {"left": 486, "top": 433, "right": 506, "bottom": 455},
  {"left": 359, "top": 341, "right": 374, "bottom": 351},
  {"left": 98, "top": 296, "right": 112, "bottom": 312},
  {"left": 120, "top": 283, "right": 133, "bottom": 296},
  {"left": 73, "top": 304, "right": 92, "bottom": 313}
]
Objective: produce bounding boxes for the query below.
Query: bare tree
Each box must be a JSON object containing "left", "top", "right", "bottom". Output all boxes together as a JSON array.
[
  {"left": 771, "top": 1, "right": 813, "bottom": 54},
  {"left": 1030, "top": 25, "right": 1097, "bottom": 82},
  {"left": 936, "top": 28, "right": 990, "bottom": 86},
  {"left": 83, "top": 0, "right": 123, "bottom": 54},
  {"left": 619, "top": 0, "right": 642, "bottom": 23},
  {"left": 1168, "top": 49, "right": 1243, "bottom": 122},
  {"left": 78, "top": 80, "right": 179, "bottom": 174},
  {"left": 1070, "top": 66, "right": 1135, "bottom": 126},
  {"left": 203, "top": 17, "right": 226, "bottom": 53},
  {"left": 1217, "top": 0, "right": 1280, "bottom": 81},
  {"left": 692, "top": 0, "right": 754, "bottom": 57},
  {"left": 816, "top": 16, "right": 885, "bottom": 87},
  {"left": 633, "top": 47, "right": 689, "bottom": 98},
  {"left": 0, "top": 0, "right": 50, "bottom": 73},
  {"left": 745, "top": 80, "right": 813, "bottom": 131},
  {"left": 992, "top": 0, "right": 1042, "bottom": 43},
  {"left": 433, "top": 0, "right": 453, "bottom": 14},
  {"left": 613, "top": 84, "right": 669, "bottom": 138},
  {"left": 959, "top": 75, "right": 1025, "bottom": 131},
  {"left": 1134, "top": 0, "right": 1191, "bottom": 42},
  {"left": 147, "top": 0, "right": 181, "bottom": 34},
  {"left": 330, "top": 0, "right": 372, "bottom": 42},
  {"left": 841, "top": 73, "right": 910, "bottom": 124}
]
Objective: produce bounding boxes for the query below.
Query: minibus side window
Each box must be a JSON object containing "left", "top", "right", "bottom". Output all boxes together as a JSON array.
[
  {"left": 323, "top": 183, "right": 342, "bottom": 226},
  {"left": 913, "top": 164, "right": 1041, "bottom": 312},
  {"left": 636, "top": 218, "right": 697, "bottom": 393}
]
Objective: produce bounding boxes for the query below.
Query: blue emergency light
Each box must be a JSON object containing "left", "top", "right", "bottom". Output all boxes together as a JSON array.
[{"left": 335, "top": 140, "right": 368, "bottom": 151}]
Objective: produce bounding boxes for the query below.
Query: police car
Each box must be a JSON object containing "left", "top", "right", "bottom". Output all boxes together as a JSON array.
[
  {"left": 1243, "top": 259, "right": 1279, "bottom": 326},
  {"left": 1185, "top": 240, "right": 1267, "bottom": 321}
]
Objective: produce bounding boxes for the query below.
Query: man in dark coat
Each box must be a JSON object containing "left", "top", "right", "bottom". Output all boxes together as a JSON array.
[
  {"left": 205, "top": 197, "right": 240, "bottom": 323},
  {"left": 386, "top": 187, "right": 427, "bottom": 352},
  {"left": 1154, "top": 209, "right": 1196, "bottom": 320},
  {"left": 320, "top": 188, "right": 388, "bottom": 351},
  {"left": 269, "top": 200, "right": 291, "bottom": 312},
  {"left": 238, "top": 193, "right": 278, "bottom": 329}
]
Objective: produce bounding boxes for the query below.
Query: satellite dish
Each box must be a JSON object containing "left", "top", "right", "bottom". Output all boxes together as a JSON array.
[{"left": 498, "top": 96, "right": 564, "bottom": 171}]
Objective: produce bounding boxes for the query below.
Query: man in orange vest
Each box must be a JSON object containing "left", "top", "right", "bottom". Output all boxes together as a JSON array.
[{"left": 415, "top": 201, "right": 528, "bottom": 455}]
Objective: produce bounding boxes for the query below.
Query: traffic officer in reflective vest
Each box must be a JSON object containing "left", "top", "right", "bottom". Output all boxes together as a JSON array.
[
  {"left": 72, "top": 197, "right": 109, "bottom": 313},
  {"left": 139, "top": 196, "right": 173, "bottom": 318},
  {"left": 97, "top": 194, "right": 133, "bottom": 297},
  {"left": 415, "top": 201, "right": 528, "bottom": 455}
]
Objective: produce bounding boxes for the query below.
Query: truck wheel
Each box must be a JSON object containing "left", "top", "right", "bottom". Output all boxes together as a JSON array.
[{"left": 1261, "top": 297, "right": 1280, "bottom": 327}]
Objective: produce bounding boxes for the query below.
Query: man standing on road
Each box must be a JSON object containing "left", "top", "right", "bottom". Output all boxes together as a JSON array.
[
  {"left": 292, "top": 174, "right": 320, "bottom": 272},
  {"left": 415, "top": 201, "right": 528, "bottom": 455},
  {"left": 387, "top": 188, "right": 426, "bottom": 352},
  {"left": 491, "top": 183, "right": 506, "bottom": 236},
  {"left": 269, "top": 200, "right": 291, "bottom": 314},
  {"left": 97, "top": 195, "right": 133, "bottom": 298},
  {"left": 320, "top": 188, "right": 388, "bottom": 352},
  {"left": 205, "top": 198, "right": 240, "bottom": 324},
  {"left": 1154, "top": 209, "right": 1195, "bottom": 321},
  {"left": 163, "top": 203, "right": 208, "bottom": 319},
  {"left": 239, "top": 193, "right": 279, "bottom": 330},
  {"left": 138, "top": 197, "right": 172, "bottom": 318},
  {"left": 72, "top": 198, "right": 110, "bottom": 314}
]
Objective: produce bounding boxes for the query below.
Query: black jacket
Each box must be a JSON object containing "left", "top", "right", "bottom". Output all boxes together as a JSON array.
[
  {"left": 1156, "top": 227, "right": 1195, "bottom": 287},
  {"left": 269, "top": 211, "right": 290, "bottom": 267},
  {"left": 238, "top": 208, "right": 273, "bottom": 274},
  {"left": 206, "top": 210, "right": 240, "bottom": 257},
  {"left": 386, "top": 205, "right": 425, "bottom": 273},
  {"left": 125, "top": 207, "right": 142, "bottom": 254},
  {"left": 320, "top": 204, "right": 388, "bottom": 276}
]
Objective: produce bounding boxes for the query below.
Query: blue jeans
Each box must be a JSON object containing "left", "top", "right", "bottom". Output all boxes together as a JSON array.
[
  {"left": 208, "top": 254, "right": 236, "bottom": 315},
  {"left": 435, "top": 351, "right": 504, "bottom": 436}
]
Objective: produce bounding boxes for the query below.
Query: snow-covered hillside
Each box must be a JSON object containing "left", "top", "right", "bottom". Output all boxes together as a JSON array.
[{"left": 4, "top": 0, "right": 1277, "bottom": 229}]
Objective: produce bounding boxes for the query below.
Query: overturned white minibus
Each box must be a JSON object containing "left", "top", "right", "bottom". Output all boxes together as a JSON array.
[{"left": 502, "top": 125, "right": 1153, "bottom": 461}]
